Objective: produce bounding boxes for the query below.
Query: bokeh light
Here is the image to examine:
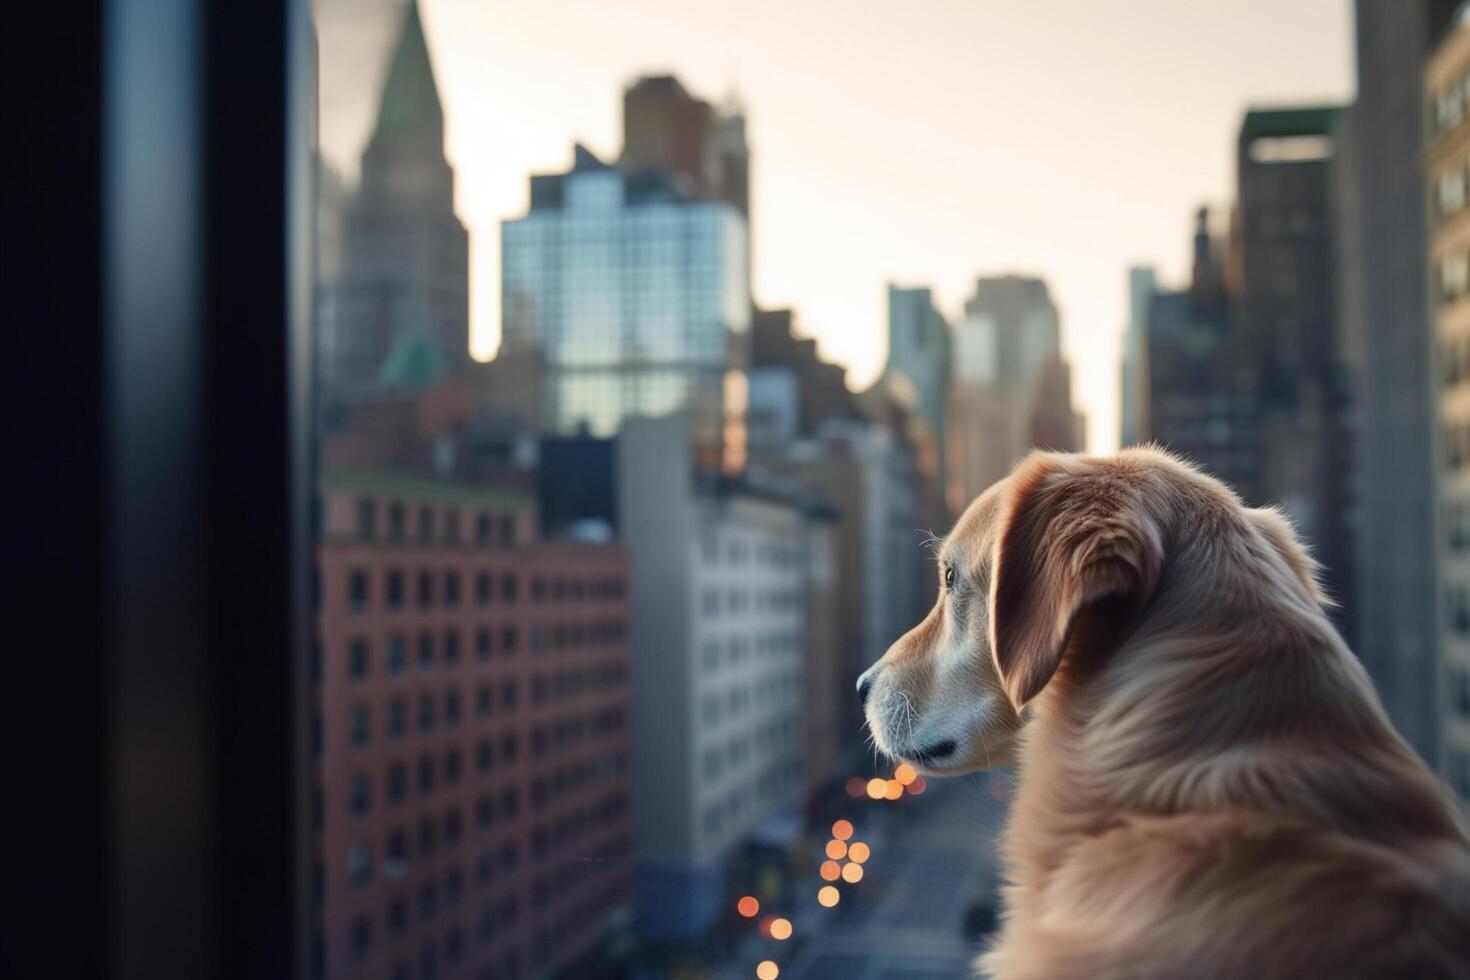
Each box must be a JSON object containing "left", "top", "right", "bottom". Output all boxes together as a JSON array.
[
  {"left": 845, "top": 777, "right": 867, "bottom": 798},
  {"left": 884, "top": 779, "right": 904, "bottom": 800},
  {"left": 819, "top": 859, "right": 841, "bottom": 881},
  {"left": 756, "top": 960, "right": 780, "bottom": 980},
  {"left": 848, "top": 841, "right": 870, "bottom": 864},
  {"left": 737, "top": 896, "right": 760, "bottom": 918},
  {"left": 824, "top": 839, "right": 847, "bottom": 860},
  {"left": 770, "top": 917, "right": 793, "bottom": 941},
  {"left": 907, "top": 776, "right": 927, "bottom": 795},
  {"left": 841, "top": 862, "right": 864, "bottom": 883},
  {"left": 894, "top": 763, "right": 917, "bottom": 785},
  {"left": 866, "top": 777, "right": 886, "bottom": 799},
  {"left": 831, "top": 819, "right": 853, "bottom": 841},
  {"left": 817, "top": 885, "right": 840, "bottom": 907}
]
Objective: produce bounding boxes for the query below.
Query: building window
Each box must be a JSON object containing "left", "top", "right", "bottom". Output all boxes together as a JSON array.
[
  {"left": 443, "top": 630, "right": 461, "bottom": 666},
  {"left": 388, "top": 762, "right": 407, "bottom": 804},
  {"left": 501, "top": 626, "right": 519, "bottom": 656},
  {"left": 418, "top": 753, "right": 436, "bottom": 794},
  {"left": 386, "top": 634, "right": 407, "bottom": 676},
  {"left": 387, "top": 894, "right": 408, "bottom": 936},
  {"left": 475, "top": 571, "right": 492, "bottom": 606},
  {"left": 444, "top": 807, "right": 463, "bottom": 845},
  {"left": 349, "top": 915, "right": 373, "bottom": 961},
  {"left": 348, "top": 773, "right": 371, "bottom": 817},
  {"left": 417, "top": 632, "right": 435, "bottom": 674},
  {"left": 444, "top": 507, "right": 460, "bottom": 544},
  {"left": 443, "top": 571, "right": 460, "bottom": 608},
  {"left": 417, "top": 691, "right": 435, "bottom": 733},
  {"left": 474, "top": 628, "right": 492, "bottom": 662},
  {"left": 445, "top": 746, "right": 462, "bottom": 785},
  {"left": 348, "top": 569, "right": 369, "bottom": 612},
  {"left": 386, "top": 827, "right": 408, "bottom": 865},
  {"left": 356, "top": 496, "right": 377, "bottom": 539},
  {"left": 476, "top": 684, "right": 492, "bottom": 719},
  {"left": 349, "top": 704, "right": 372, "bottom": 748},
  {"left": 502, "top": 575, "right": 518, "bottom": 603},
  {"left": 500, "top": 680, "right": 518, "bottom": 710},
  {"left": 348, "top": 638, "right": 370, "bottom": 679},
  {"left": 499, "top": 514, "right": 516, "bottom": 546},
  {"left": 531, "top": 577, "right": 546, "bottom": 604},
  {"left": 476, "top": 511, "right": 492, "bottom": 544},
  {"left": 476, "top": 795, "right": 494, "bottom": 829},
  {"left": 418, "top": 504, "right": 435, "bottom": 543},
  {"left": 1443, "top": 253, "right": 1469, "bottom": 304},
  {"left": 386, "top": 569, "right": 405, "bottom": 610},
  {"left": 386, "top": 697, "right": 406, "bottom": 740},
  {"left": 417, "top": 817, "right": 436, "bottom": 860},
  {"left": 348, "top": 843, "right": 372, "bottom": 888},
  {"left": 417, "top": 568, "right": 434, "bottom": 608},
  {"left": 388, "top": 500, "right": 406, "bottom": 540},
  {"left": 444, "top": 688, "right": 462, "bottom": 728}
]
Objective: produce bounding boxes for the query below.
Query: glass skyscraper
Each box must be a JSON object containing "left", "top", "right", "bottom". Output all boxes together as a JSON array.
[{"left": 501, "top": 146, "right": 750, "bottom": 469}]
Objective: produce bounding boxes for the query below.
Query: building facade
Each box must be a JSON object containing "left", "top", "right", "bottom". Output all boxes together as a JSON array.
[
  {"left": 334, "top": 0, "right": 469, "bottom": 396},
  {"left": 617, "top": 414, "right": 807, "bottom": 940},
  {"left": 1344, "top": 0, "right": 1460, "bottom": 768},
  {"left": 501, "top": 145, "right": 750, "bottom": 472},
  {"left": 885, "top": 285, "right": 953, "bottom": 508},
  {"left": 620, "top": 74, "right": 749, "bottom": 218},
  {"left": 1428, "top": 18, "right": 1470, "bottom": 798},
  {"left": 1236, "top": 106, "right": 1356, "bottom": 624},
  {"left": 315, "top": 471, "right": 634, "bottom": 980}
]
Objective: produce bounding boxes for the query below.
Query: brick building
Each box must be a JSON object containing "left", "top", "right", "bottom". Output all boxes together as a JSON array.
[{"left": 314, "top": 470, "right": 634, "bottom": 980}]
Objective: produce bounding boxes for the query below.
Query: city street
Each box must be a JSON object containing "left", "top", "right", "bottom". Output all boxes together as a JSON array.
[{"left": 723, "top": 773, "right": 1012, "bottom": 980}]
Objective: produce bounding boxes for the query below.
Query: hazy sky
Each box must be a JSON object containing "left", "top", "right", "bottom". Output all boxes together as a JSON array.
[{"left": 316, "top": 0, "right": 1354, "bottom": 452}]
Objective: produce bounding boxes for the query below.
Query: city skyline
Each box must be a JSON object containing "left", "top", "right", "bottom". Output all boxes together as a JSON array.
[{"left": 316, "top": 0, "right": 1352, "bottom": 452}]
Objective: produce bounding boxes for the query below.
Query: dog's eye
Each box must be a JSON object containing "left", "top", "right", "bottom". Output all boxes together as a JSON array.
[{"left": 944, "top": 563, "right": 956, "bottom": 591}]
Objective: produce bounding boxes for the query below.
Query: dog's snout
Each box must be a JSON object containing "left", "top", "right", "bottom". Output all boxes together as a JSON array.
[{"left": 857, "top": 667, "right": 878, "bottom": 708}]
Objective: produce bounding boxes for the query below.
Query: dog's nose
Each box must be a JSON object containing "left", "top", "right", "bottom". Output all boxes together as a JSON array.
[{"left": 857, "top": 668, "right": 878, "bottom": 708}]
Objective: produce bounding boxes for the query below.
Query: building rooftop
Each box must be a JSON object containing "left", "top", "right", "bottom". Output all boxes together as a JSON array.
[
  {"left": 1240, "top": 104, "right": 1345, "bottom": 140},
  {"left": 320, "top": 468, "right": 534, "bottom": 509},
  {"left": 369, "top": 0, "right": 444, "bottom": 144}
]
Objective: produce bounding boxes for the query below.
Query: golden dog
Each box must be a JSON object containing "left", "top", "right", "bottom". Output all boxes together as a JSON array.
[{"left": 860, "top": 448, "right": 1470, "bottom": 978}]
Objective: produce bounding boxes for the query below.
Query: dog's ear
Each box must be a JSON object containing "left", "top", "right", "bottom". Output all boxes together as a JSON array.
[
  {"left": 1246, "top": 507, "right": 1334, "bottom": 608},
  {"left": 989, "top": 453, "right": 1164, "bottom": 710}
]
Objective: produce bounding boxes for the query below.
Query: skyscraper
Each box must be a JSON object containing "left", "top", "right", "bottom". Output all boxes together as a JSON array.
[
  {"left": 1236, "top": 106, "right": 1355, "bottom": 624},
  {"left": 1341, "top": 0, "right": 1459, "bottom": 768},
  {"left": 1119, "top": 265, "right": 1156, "bottom": 448},
  {"left": 500, "top": 145, "right": 750, "bottom": 471},
  {"left": 885, "top": 285, "right": 953, "bottom": 516},
  {"left": 1143, "top": 208, "right": 1261, "bottom": 500},
  {"left": 335, "top": 0, "right": 469, "bottom": 395},
  {"left": 621, "top": 75, "right": 750, "bottom": 217},
  {"left": 1427, "top": 15, "right": 1470, "bottom": 797}
]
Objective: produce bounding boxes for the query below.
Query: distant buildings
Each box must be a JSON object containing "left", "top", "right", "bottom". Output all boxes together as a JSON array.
[
  {"left": 1428, "top": 16, "right": 1470, "bottom": 798},
  {"left": 1236, "top": 105, "right": 1356, "bottom": 625},
  {"left": 314, "top": 470, "right": 634, "bottom": 980},
  {"left": 332, "top": 0, "right": 469, "bottom": 396},
  {"left": 885, "top": 286, "right": 953, "bottom": 505},
  {"left": 500, "top": 144, "right": 750, "bottom": 472},
  {"left": 621, "top": 74, "right": 750, "bottom": 219},
  {"left": 947, "top": 275, "right": 1083, "bottom": 507},
  {"left": 1340, "top": 0, "right": 1459, "bottom": 773},
  {"left": 1141, "top": 208, "right": 1260, "bottom": 499},
  {"left": 617, "top": 414, "right": 809, "bottom": 940}
]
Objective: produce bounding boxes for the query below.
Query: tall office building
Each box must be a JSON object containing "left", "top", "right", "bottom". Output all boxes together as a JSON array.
[
  {"left": 335, "top": 0, "right": 470, "bottom": 395},
  {"left": 948, "top": 274, "right": 1081, "bottom": 505},
  {"left": 1144, "top": 208, "right": 1261, "bottom": 499},
  {"left": 500, "top": 145, "right": 750, "bottom": 472},
  {"left": 1428, "top": 17, "right": 1470, "bottom": 797},
  {"left": 621, "top": 74, "right": 750, "bottom": 218},
  {"left": 885, "top": 285, "right": 953, "bottom": 517},
  {"left": 1119, "top": 266, "right": 1156, "bottom": 447},
  {"left": 314, "top": 471, "right": 634, "bottom": 980},
  {"left": 1236, "top": 106, "right": 1355, "bottom": 625},
  {"left": 1341, "top": 0, "right": 1460, "bottom": 767},
  {"left": 617, "top": 414, "right": 809, "bottom": 940}
]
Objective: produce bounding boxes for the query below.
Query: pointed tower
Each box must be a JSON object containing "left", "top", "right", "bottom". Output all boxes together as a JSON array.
[{"left": 332, "top": 0, "right": 469, "bottom": 396}]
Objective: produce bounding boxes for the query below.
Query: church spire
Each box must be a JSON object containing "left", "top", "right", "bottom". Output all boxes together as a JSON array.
[{"left": 369, "top": 0, "right": 444, "bottom": 147}]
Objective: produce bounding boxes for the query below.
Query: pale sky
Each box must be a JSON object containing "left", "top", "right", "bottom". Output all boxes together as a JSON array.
[{"left": 316, "top": 0, "right": 1354, "bottom": 452}]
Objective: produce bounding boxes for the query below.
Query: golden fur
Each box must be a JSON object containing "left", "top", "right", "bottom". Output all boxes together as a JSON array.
[{"left": 860, "top": 447, "right": 1470, "bottom": 979}]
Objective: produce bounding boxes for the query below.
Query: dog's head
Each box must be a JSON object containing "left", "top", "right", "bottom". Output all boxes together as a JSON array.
[{"left": 860, "top": 447, "right": 1328, "bottom": 776}]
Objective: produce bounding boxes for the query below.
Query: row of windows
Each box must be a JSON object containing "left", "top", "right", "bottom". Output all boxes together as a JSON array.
[
  {"left": 699, "top": 675, "right": 800, "bottom": 726},
  {"left": 528, "top": 619, "right": 628, "bottom": 657},
  {"left": 699, "top": 632, "right": 801, "bottom": 672},
  {"left": 699, "top": 532, "right": 804, "bottom": 570},
  {"left": 528, "top": 790, "right": 628, "bottom": 864},
  {"left": 530, "top": 748, "right": 629, "bottom": 812},
  {"left": 347, "top": 568, "right": 518, "bottom": 613},
  {"left": 1444, "top": 422, "right": 1470, "bottom": 473},
  {"left": 528, "top": 707, "right": 629, "bottom": 762},
  {"left": 352, "top": 495, "right": 522, "bottom": 549},
  {"left": 1436, "top": 159, "right": 1470, "bottom": 221},
  {"left": 699, "top": 587, "right": 802, "bottom": 616},
  {"left": 1431, "top": 67, "right": 1470, "bottom": 141},
  {"left": 1439, "top": 252, "right": 1470, "bottom": 306},
  {"left": 346, "top": 568, "right": 625, "bottom": 614},
  {"left": 334, "top": 629, "right": 520, "bottom": 685},
  {"left": 701, "top": 713, "right": 801, "bottom": 781},
  {"left": 335, "top": 683, "right": 520, "bottom": 750},
  {"left": 701, "top": 757, "right": 801, "bottom": 837},
  {"left": 345, "top": 809, "right": 523, "bottom": 900},
  {"left": 528, "top": 663, "right": 628, "bottom": 706},
  {"left": 343, "top": 737, "right": 521, "bottom": 818}
]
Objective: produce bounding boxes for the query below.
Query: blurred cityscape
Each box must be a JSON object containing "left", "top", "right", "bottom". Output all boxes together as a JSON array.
[{"left": 308, "top": 2, "right": 1470, "bottom": 979}]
